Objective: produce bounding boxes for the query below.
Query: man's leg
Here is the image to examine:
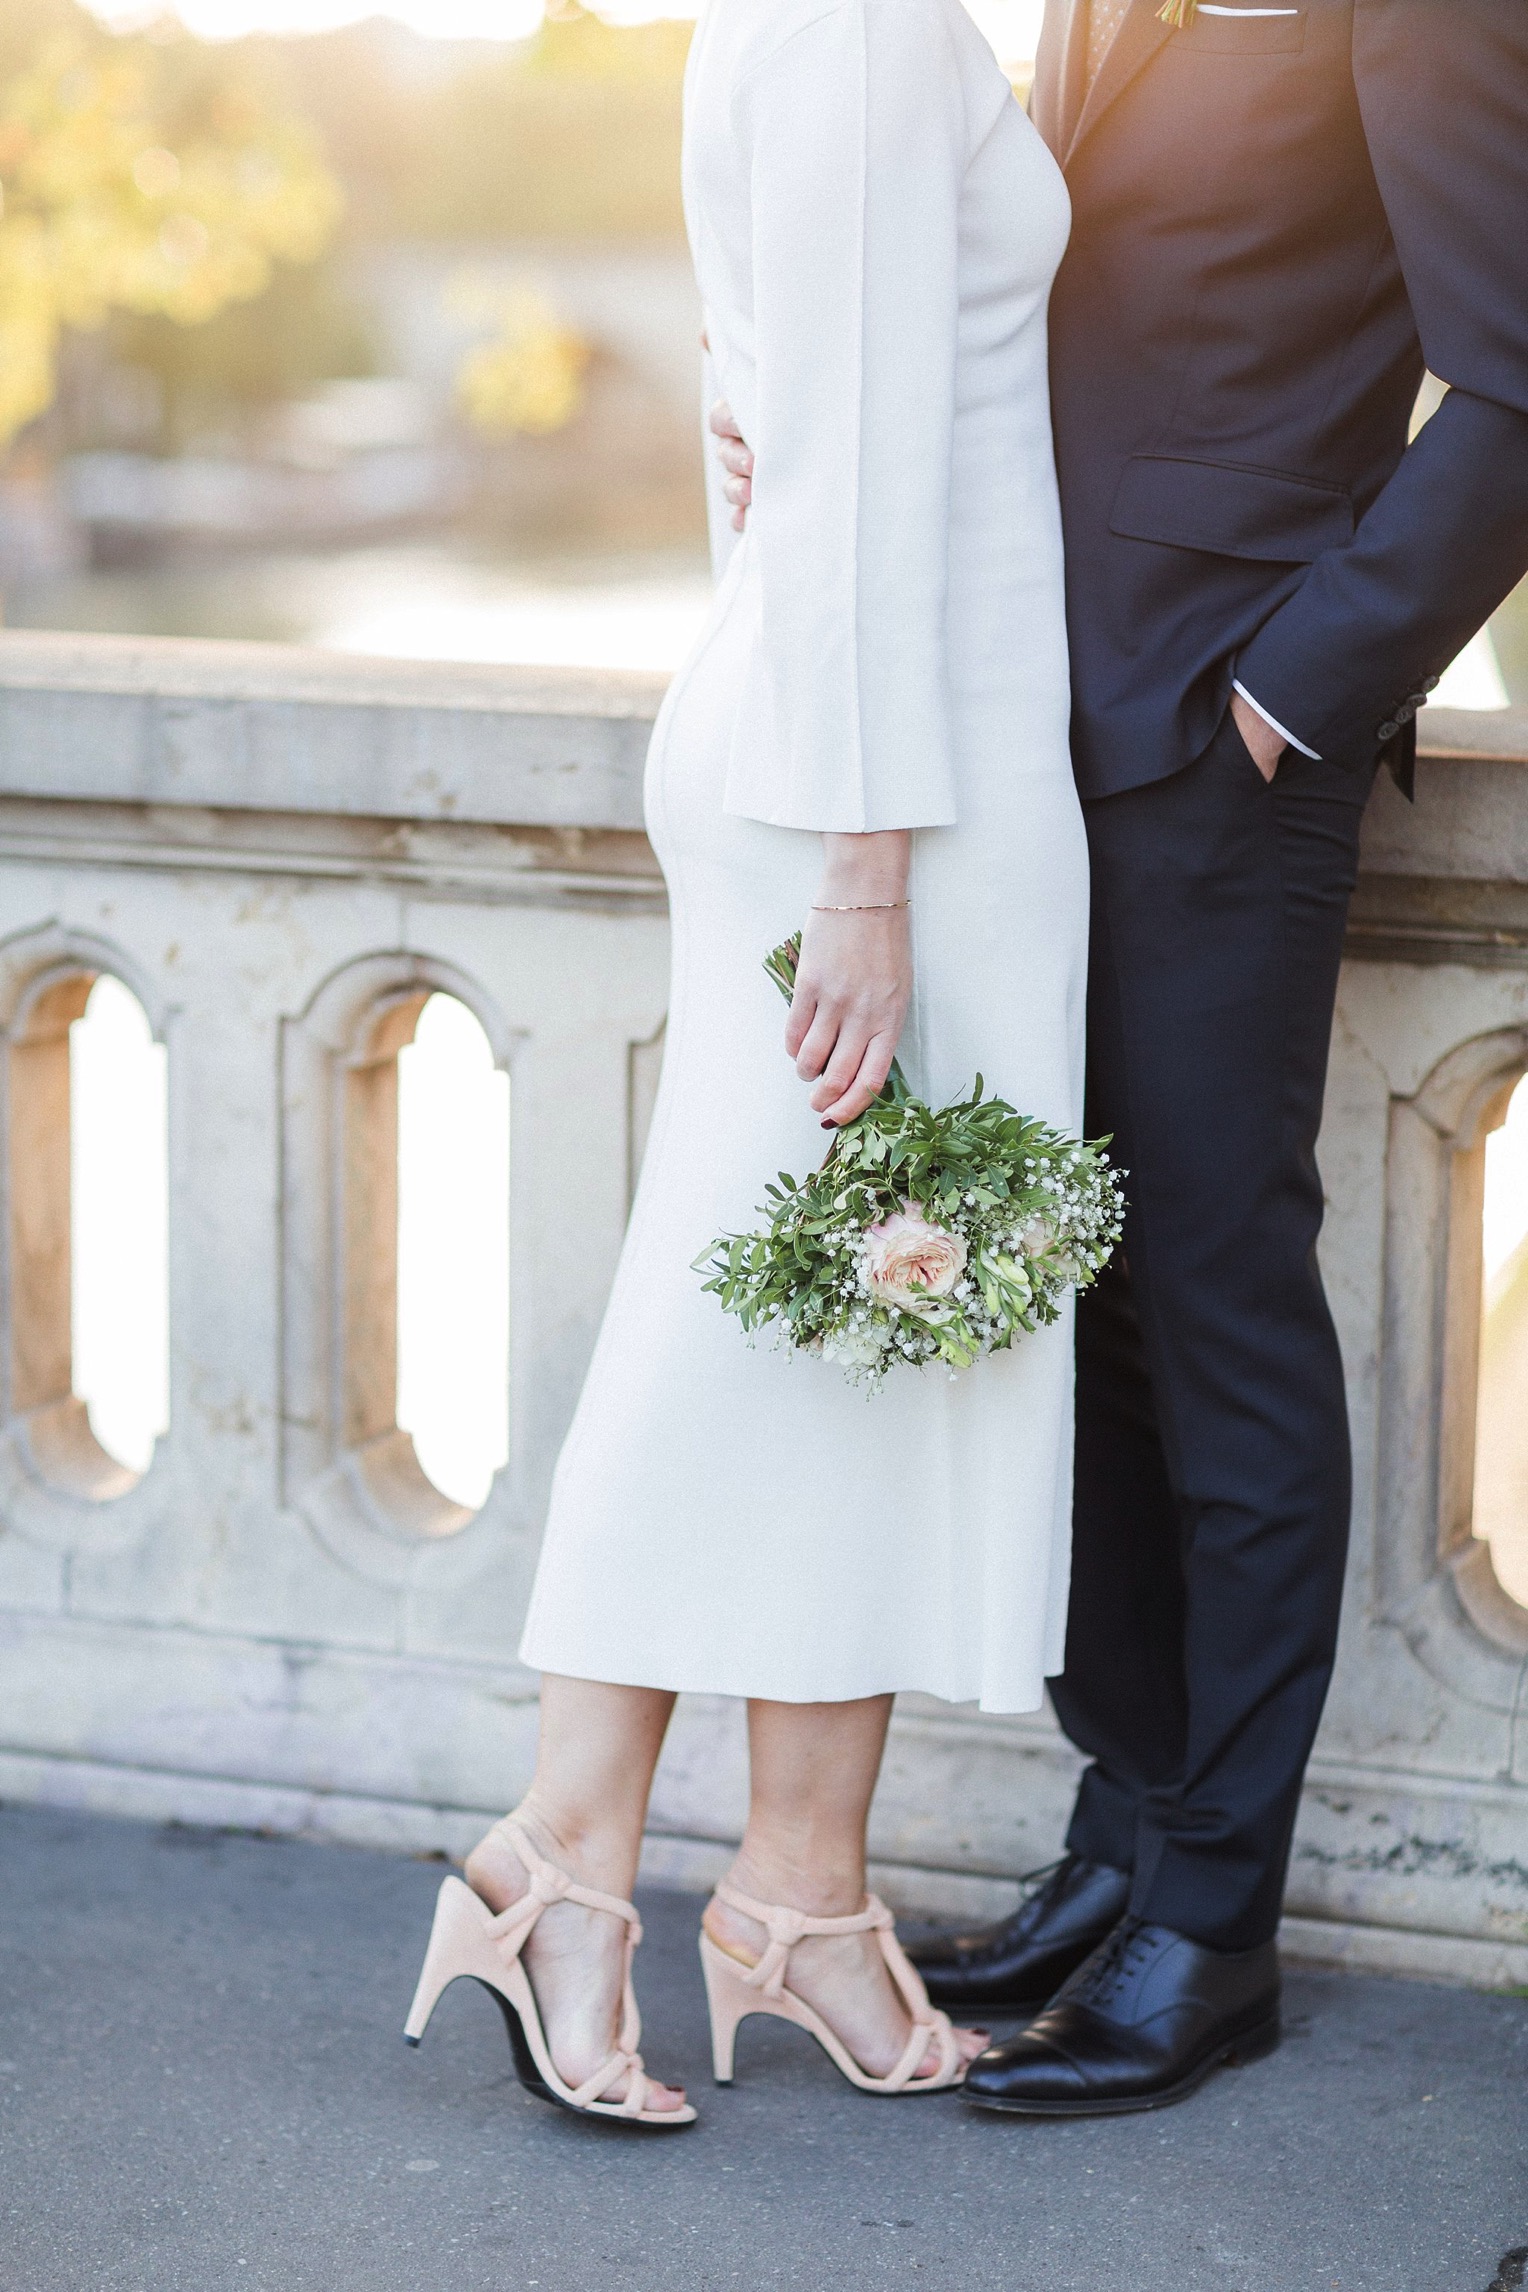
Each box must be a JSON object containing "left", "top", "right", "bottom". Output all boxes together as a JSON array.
[
  {"left": 1055, "top": 717, "right": 1370, "bottom": 1952},
  {"left": 1053, "top": 1252, "right": 1189, "bottom": 1878}
]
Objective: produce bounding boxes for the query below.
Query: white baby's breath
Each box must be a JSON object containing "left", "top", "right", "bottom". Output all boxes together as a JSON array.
[{"left": 694, "top": 934, "right": 1126, "bottom": 1389}]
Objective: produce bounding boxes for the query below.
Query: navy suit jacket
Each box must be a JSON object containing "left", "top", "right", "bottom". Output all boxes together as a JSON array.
[{"left": 1034, "top": 0, "right": 1528, "bottom": 801}]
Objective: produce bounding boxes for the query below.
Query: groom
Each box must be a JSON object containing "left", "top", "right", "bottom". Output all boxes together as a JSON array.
[
  {"left": 716, "top": 0, "right": 1528, "bottom": 2113},
  {"left": 904, "top": 0, "right": 1528, "bottom": 2113}
]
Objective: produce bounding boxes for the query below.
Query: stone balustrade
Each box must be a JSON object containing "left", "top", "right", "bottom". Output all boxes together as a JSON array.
[{"left": 0, "top": 627, "right": 1524, "bottom": 1990}]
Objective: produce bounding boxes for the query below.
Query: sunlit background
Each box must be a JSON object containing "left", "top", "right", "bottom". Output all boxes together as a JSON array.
[
  {"left": 3, "top": 0, "right": 1523, "bottom": 1520},
  {"left": 85, "top": 0, "right": 1045, "bottom": 56},
  {"left": 70, "top": 978, "right": 168, "bottom": 1476},
  {"left": 395, "top": 993, "right": 510, "bottom": 1510}
]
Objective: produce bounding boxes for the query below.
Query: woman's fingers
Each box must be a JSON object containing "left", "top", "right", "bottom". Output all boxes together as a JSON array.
[
  {"left": 708, "top": 399, "right": 750, "bottom": 454},
  {"left": 788, "top": 964, "right": 866, "bottom": 1083},
  {"left": 784, "top": 978, "right": 816, "bottom": 1059},
  {"left": 819, "top": 1033, "right": 898, "bottom": 1127},
  {"left": 809, "top": 1012, "right": 875, "bottom": 1108},
  {"left": 708, "top": 398, "right": 754, "bottom": 530},
  {"left": 793, "top": 1000, "right": 845, "bottom": 1084},
  {"left": 792, "top": 990, "right": 897, "bottom": 1119}
]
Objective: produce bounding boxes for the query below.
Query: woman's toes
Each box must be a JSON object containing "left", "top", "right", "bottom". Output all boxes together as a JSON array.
[
  {"left": 913, "top": 2022, "right": 986, "bottom": 2079},
  {"left": 596, "top": 2065, "right": 686, "bottom": 2112}
]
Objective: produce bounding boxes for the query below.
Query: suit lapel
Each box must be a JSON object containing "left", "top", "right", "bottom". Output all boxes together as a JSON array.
[
  {"left": 1031, "top": 0, "right": 1088, "bottom": 161},
  {"left": 1065, "top": 0, "right": 1176, "bottom": 168}
]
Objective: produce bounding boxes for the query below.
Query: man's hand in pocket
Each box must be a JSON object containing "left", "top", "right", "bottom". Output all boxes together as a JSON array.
[{"left": 1230, "top": 690, "right": 1287, "bottom": 784}]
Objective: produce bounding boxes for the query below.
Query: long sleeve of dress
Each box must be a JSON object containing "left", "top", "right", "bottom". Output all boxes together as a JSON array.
[{"left": 722, "top": 0, "right": 972, "bottom": 833}]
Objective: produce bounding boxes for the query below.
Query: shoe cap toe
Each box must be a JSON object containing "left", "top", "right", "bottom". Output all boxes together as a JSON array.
[{"left": 963, "top": 2029, "right": 1089, "bottom": 2102}]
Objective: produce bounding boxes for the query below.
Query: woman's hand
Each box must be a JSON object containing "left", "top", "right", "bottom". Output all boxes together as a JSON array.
[
  {"left": 786, "top": 832, "right": 912, "bottom": 1126},
  {"left": 708, "top": 397, "right": 754, "bottom": 532}
]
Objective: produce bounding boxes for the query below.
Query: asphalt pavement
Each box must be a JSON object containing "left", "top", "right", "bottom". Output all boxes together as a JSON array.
[{"left": 1, "top": 1801, "right": 1524, "bottom": 2292}]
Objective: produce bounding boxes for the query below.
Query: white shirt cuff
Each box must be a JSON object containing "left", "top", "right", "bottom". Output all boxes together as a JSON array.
[{"left": 1232, "top": 681, "right": 1323, "bottom": 761}]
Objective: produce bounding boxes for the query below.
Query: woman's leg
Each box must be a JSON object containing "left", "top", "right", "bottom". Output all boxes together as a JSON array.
[
  {"left": 465, "top": 1674, "right": 685, "bottom": 2111},
  {"left": 706, "top": 1697, "right": 986, "bottom": 2077}
]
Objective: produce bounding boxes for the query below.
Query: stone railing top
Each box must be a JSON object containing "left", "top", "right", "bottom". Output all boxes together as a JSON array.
[
  {"left": 0, "top": 630, "right": 667, "bottom": 834},
  {"left": 1416, "top": 704, "right": 1528, "bottom": 763},
  {"left": 1366, "top": 704, "right": 1528, "bottom": 885},
  {"left": 0, "top": 629, "right": 1523, "bottom": 840}
]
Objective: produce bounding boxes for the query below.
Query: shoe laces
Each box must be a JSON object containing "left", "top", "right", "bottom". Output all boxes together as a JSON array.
[
  {"left": 1008, "top": 1856, "right": 1069, "bottom": 1937},
  {"left": 1069, "top": 1916, "right": 1156, "bottom": 2010}
]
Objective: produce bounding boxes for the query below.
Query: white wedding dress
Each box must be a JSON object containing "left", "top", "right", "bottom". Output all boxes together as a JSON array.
[{"left": 520, "top": 0, "right": 1087, "bottom": 1714}]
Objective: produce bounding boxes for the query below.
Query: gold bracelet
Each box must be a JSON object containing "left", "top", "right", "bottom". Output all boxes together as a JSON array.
[{"left": 810, "top": 899, "right": 910, "bottom": 912}]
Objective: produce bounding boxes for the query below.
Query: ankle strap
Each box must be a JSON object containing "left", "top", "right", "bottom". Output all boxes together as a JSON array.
[
  {"left": 711, "top": 1880, "right": 894, "bottom": 1996},
  {"left": 487, "top": 1819, "right": 643, "bottom": 1942},
  {"left": 713, "top": 1879, "right": 893, "bottom": 1941}
]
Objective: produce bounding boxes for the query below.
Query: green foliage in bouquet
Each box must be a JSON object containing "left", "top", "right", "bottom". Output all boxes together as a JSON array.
[{"left": 696, "top": 935, "right": 1125, "bottom": 1386}]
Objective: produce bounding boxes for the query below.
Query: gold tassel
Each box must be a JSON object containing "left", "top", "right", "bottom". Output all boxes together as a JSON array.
[{"left": 1157, "top": 0, "right": 1197, "bottom": 24}]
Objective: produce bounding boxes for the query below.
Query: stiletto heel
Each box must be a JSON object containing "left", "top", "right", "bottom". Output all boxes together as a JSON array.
[
  {"left": 699, "top": 1931, "right": 752, "bottom": 2085},
  {"left": 402, "top": 1874, "right": 472, "bottom": 2046},
  {"left": 699, "top": 1881, "right": 968, "bottom": 2096},
  {"left": 402, "top": 1824, "right": 695, "bottom": 2129}
]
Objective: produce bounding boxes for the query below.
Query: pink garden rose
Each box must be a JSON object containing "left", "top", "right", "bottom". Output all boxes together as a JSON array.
[{"left": 861, "top": 1202, "right": 967, "bottom": 1309}]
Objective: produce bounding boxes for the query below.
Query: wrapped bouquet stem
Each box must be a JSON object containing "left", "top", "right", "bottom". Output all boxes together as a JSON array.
[{"left": 696, "top": 934, "right": 1125, "bottom": 1386}]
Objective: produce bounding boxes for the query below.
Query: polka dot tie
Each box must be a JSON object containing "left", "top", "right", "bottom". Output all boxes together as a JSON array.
[{"left": 1086, "top": 0, "right": 1133, "bottom": 89}]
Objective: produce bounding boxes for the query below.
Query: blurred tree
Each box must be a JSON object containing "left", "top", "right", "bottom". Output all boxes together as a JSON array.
[
  {"left": 104, "top": 258, "right": 379, "bottom": 453},
  {"left": 234, "top": 20, "right": 425, "bottom": 249},
  {"left": 0, "top": 0, "right": 341, "bottom": 446},
  {"left": 0, "top": 0, "right": 91, "bottom": 83},
  {"left": 452, "top": 282, "right": 590, "bottom": 437},
  {"left": 397, "top": 5, "right": 690, "bottom": 242}
]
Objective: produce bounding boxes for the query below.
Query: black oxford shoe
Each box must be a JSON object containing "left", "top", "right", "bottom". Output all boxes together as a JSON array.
[
  {"left": 907, "top": 1856, "right": 1132, "bottom": 2016},
  {"left": 961, "top": 1916, "right": 1281, "bottom": 2117}
]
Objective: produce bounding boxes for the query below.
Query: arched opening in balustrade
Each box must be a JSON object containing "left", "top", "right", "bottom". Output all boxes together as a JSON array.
[
  {"left": 5, "top": 968, "right": 168, "bottom": 1497},
  {"left": 1472, "top": 1073, "right": 1528, "bottom": 1614},
  {"left": 344, "top": 989, "right": 509, "bottom": 1530}
]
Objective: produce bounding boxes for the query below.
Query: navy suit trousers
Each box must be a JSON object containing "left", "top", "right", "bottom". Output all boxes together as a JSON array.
[{"left": 1053, "top": 712, "right": 1376, "bottom": 1951}]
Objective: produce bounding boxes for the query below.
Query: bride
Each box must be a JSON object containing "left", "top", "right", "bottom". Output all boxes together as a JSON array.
[{"left": 404, "top": 0, "right": 1088, "bottom": 2125}]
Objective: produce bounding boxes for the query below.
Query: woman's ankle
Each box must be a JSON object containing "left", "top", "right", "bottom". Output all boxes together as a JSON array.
[
  {"left": 492, "top": 1796, "right": 644, "bottom": 1899},
  {"left": 726, "top": 1841, "right": 867, "bottom": 1919}
]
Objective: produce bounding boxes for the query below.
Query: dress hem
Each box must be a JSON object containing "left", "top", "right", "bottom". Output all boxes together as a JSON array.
[{"left": 516, "top": 1643, "right": 1053, "bottom": 1718}]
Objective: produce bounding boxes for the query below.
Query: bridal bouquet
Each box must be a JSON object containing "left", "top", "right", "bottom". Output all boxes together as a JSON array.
[{"left": 695, "top": 935, "right": 1125, "bottom": 1387}]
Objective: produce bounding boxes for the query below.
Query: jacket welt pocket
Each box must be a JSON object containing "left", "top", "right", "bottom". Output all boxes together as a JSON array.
[
  {"left": 1173, "top": 6, "right": 1306, "bottom": 53},
  {"left": 1109, "top": 455, "right": 1352, "bottom": 564}
]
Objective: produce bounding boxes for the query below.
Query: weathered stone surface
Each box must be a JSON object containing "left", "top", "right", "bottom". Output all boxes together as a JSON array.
[
  {"left": 0, "top": 635, "right": 1524, "bottom": 1985},
  {"left": 0, "top": 631, "right": 665, "bottom": 831}
]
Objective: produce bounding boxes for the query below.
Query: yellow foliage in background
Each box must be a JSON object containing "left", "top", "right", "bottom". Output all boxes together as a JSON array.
[
  {"left": 401, "top": 6, "right": 691, "bottom": 242},
  {"left": 453, "top": 285, "right": 591, "bottom": 439},
  {"left": 524, "top": 2, "right": 696, "bottom": 86},
  {"left": 0, "top": 32, "right": 341, "bottom": 446}
]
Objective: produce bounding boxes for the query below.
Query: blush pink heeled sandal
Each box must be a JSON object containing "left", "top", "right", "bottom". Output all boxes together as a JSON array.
[
  {"left": 403, "top": 1820, "right": 696, "bottom": 2130},
  {"left": 699, "top": 1879, "right": 967, "bottom": 2094}
]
